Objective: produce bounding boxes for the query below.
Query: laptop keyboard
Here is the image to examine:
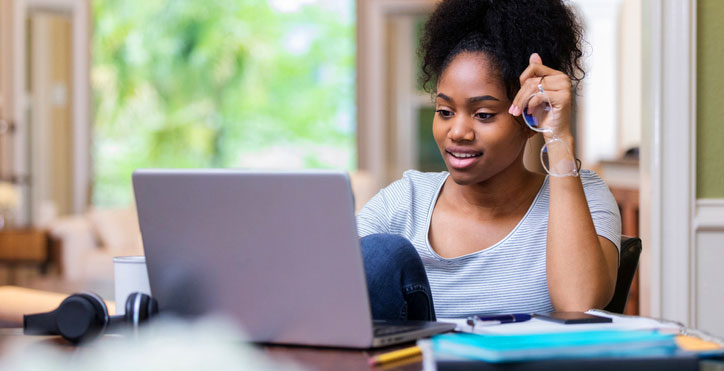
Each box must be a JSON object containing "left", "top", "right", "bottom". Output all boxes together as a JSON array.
[{"left": 373, "top": 324, "right": 422, "bottom": 337}]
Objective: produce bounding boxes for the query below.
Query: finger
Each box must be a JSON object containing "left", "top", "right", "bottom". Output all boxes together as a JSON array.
[
  {"left": 536, "top": 74, "right": 572, "bottom": 92},
  {"left": 521, "top": 90, "right": 571, "bottom": 132},
  {"left": 526, "top": 84, "right": 570, "bottom": 110},
  {"left": 541, "top": 89, "right": 571, "bottom": 110},
  {"left": 512, "top": 66, "right": 562, "bottom": 115},
  {"left": 518, "top": 63, "right": 562, "bottom": 87},
  {"left": 521, "top": 95, "right": 547, "bottom": 129},
  {"left": 529, "top": 52, "right": 542, "bottom": 65},
  {"left": 511, "top": 74, "right": 570, "bottom": 115},
  {"left": 526, "top": 94, "right": 548, "bottom": 115},
  {"left": 511, "top": 76, "right": 545, "bottom": 116},
  {"left": 512, "top": 87, "right": 557, "bottom": 119}
]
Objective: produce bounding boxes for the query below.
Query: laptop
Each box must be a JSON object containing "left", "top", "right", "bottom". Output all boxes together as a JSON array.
[{"left": 132, "top": 169, "right": 455, "bottom": 348}]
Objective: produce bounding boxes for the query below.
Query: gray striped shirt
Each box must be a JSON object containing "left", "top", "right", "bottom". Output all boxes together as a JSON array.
[{"left": 356, "top": 170, "right": 621, "bottom": 318}]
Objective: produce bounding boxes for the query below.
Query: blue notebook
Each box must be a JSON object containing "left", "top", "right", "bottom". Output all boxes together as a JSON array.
[{"left": 430, "top": 330, "right": 677, "bottom": 363}]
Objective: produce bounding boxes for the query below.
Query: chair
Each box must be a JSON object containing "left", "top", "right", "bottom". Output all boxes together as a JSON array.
[{"left": 603, "top": 236, "right": 642, "bottom": 314}]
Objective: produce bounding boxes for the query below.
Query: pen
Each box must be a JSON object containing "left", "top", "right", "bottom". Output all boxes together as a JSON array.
[
  {"left": 368, "top": 345, "right": 422, "bottom": 366},
  {"left": 466, "top": 313, "right": 532, "bottom": 327}
]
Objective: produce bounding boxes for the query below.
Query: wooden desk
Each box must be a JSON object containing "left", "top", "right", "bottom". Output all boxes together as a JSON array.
[
  {"left": 3, "top": 328, "right": 722, "bottom": 370},
  {"left": 263, "top": 342, "right": 422, "bottom": 370},
  {"left": 0, "top": 328, "right": 423, "bottom": 370}
]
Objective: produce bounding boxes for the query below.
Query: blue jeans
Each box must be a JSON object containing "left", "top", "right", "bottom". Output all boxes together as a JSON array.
[{"left": 360, "top": 233, "right": 436, "bottom": 321}]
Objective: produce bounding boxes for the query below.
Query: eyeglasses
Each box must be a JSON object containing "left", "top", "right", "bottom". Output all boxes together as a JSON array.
[{"left": 520, "top": 84, "right": 580, "bottom": 177}]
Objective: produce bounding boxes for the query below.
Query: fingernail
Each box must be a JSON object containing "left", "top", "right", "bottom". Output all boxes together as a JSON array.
[
  {"left": 513, "top": 105, "right": 520, "bottom": 116},
  {"left": 508, "top": 105, "right": 514, "bottom": 114}
]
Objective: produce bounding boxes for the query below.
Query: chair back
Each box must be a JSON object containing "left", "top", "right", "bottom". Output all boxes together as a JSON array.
[{"left": 603, "top": 236, "right": 642, "bottom": 313}]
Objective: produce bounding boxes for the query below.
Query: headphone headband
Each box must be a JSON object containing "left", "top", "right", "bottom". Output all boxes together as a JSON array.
[{"left": 24, "top": 292, "right": 157, "bottom": 343}]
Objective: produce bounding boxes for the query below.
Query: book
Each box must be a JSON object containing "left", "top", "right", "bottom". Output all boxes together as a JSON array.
[
  {"left": 431, "top": 354, "right": 699, "bottom": 371},
  {"left": 428, "top": 330, "right": 677, "bottom": 363}
]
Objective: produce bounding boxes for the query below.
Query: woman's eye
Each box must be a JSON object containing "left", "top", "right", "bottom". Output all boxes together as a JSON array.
[
  {"left": 475, "top": 112, "right": 495, "bottom": 120},
  {"left": 436, "top": 109, "right": 454, "bottom": 118}
]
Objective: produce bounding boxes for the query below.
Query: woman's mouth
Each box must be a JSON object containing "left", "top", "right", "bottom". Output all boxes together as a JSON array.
[{"left": 446, "top": 150, "right": 482, "bottom": 170}]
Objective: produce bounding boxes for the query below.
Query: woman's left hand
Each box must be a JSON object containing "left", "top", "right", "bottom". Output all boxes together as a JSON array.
[{"left": 509, "top": 53, "right": 572, "bottom": 142}]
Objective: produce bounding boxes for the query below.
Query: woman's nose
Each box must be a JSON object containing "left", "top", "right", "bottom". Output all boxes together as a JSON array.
[{"left": 448, "top": 117, "right": 475, "bottom": 142}]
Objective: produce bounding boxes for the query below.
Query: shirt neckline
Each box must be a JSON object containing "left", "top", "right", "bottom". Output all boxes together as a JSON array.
[{"left": 424, "top": 172, "right": 549, "bottom": 262}]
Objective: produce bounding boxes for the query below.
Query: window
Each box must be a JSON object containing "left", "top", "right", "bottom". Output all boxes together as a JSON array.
[{"left": 92, "top": 0, "right": 355, "bottom": 206}]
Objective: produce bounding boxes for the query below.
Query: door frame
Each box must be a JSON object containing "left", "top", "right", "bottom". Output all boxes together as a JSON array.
[
  {"left": 12, "top": 0, "right": 90, "bottom": 222},
  {"left": 356, "top": 0, "right": 436, "bottom": 189},
  {"left": 639, "top": 0, "right": 697, "bottom": 325}
]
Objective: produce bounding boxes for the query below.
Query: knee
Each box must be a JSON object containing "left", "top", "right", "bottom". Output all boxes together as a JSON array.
[{"left": 360, "top": 233, "right": 420, "bottom": 265}]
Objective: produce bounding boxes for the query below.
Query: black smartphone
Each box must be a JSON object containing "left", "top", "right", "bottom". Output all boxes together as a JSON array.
[{"left": 535, "top": 311, "right": 613, "bottom": 324}]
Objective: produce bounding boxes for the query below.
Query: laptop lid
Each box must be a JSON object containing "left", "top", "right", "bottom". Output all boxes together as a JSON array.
[{"left": 133, "top": 169, "right": 375, "bottom": 348}]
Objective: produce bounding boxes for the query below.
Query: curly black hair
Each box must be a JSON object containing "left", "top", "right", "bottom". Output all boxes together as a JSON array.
[{"left": 419, "top": 0, "right": 586, "bottom": 100}]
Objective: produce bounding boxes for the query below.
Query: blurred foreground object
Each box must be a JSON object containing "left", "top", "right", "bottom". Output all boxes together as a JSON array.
[{"left": 0, "top": 314, "right": 305, "bottom": 371}]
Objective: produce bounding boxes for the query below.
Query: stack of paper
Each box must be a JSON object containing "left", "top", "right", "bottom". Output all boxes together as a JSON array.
[{"left": 438, "top": 309, "right": 682, "bottom": 335}]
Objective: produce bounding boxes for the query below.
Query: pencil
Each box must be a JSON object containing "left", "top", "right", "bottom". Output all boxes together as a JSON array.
[{"left": 368, "top": 345, "right": 422, "bottom": 366}]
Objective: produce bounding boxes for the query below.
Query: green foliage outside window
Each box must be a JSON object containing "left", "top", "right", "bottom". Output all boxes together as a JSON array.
[{"left": 92, "top": 0, "right": 355, "bottom": 206}]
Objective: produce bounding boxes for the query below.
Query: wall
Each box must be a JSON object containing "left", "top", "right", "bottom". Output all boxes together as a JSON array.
[
  {"left": 30, "top": 13, "right": 74, "bottom": 221},
  {"left": 573, "top": 0, "right": 621, "bottom": 166},
  {"left": 0, "top": 0, "right": 15, "bottom": 178},
  {"left": 694, "top": 0, "right": 724, "bottom": 337},
  {"left": 617, "top": 0, "right": 641, "bottom": 155},
  {"left": 697, "top": 0, "right": 724, "bottom": 198}
]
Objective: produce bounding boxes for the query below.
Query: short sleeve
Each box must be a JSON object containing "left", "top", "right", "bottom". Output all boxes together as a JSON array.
[
  {"left": 355, "top": 171, "right": 415, "bottom": 237},
  {"left": 356, "top": 190, "right": 390, "bottom": 237},
  {"left": 580, "top": 170, "right": 622, "bottom": 254}
]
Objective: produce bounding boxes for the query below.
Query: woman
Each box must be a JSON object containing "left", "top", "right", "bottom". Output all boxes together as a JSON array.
[{"left": 356, "top": 0, "right": 621, "bottom": 320}]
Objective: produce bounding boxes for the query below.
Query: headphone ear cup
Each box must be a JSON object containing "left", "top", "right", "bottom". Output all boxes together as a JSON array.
[
  {"left": 124, "top": 293, "right": 136, "bottom": 323},
  {"left": 146, "top": 295, "right": 159, "bottom": 319},
  {"left": 124, "top": 292, "right": 159, "bottom": 327},
  {"left": 55, "top": 293, "right": 109, "bottom": 343}
]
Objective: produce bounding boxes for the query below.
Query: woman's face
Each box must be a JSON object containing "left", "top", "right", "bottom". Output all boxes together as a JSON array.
[{"left": 433, "top": 52, "right": 530, "bottom": 185}]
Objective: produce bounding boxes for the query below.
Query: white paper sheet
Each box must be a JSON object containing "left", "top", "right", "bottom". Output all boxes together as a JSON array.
[{"left": 438, "top": 310, "right": 682, "bottom": 335}]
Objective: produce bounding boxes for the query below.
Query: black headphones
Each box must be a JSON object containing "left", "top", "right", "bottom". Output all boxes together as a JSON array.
[{"left": 24, "top": 292, "right": 159, "bottom": 343}]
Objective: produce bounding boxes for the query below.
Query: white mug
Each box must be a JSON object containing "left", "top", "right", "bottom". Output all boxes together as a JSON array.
[{"left": 113, "top": 256, "right": 151, "bottom": 315}]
